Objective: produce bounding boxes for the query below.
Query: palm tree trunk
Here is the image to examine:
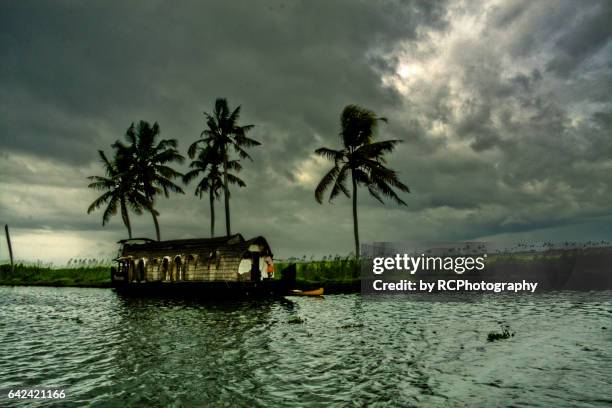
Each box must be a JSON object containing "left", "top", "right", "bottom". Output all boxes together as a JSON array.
[
  {"left": 351, "top": 170, "right": 360, "bottom": 259},
  {"left": 146, "top": 195, "right": 161, "bottom": 241},
  {"left": 222, "top": 146, "right": 231, "bottom": 236},
  {"left": 5, "top": 224, "right": 14, "bottom": 273},
  {"left": 209, "top": 189, "right": 215, "bottom": 238},
  {"left": 120, "top": 199, "right": 132, "bottom": 239},
  {"left": 151, "top": 209, "right": 161, "bottom": 241}
]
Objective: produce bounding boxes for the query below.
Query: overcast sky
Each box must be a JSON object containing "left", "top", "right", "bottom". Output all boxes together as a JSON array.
[{"left": 1, "top": 0, "right": 611, "bottom": 264}]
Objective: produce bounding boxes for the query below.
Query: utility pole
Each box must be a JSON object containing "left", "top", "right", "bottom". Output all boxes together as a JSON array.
[{"left": 5, "top": 224, "right": 14, "bottom": 273}]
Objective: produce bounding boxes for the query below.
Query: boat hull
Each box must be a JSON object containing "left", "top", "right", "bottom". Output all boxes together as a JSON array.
[{"left": 112, "top": 279, "right": 291, "bottom": 298}]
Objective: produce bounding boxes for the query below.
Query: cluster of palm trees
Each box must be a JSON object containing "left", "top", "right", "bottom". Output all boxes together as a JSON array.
[
  {"left": 185, "top": 98, "right": 259, "bottom": 236},
  {"left": 88, "top": 100, "right": 408, "bottom": 258},
  {"left": 87, "top": 98, "right": 258, "bottom": 241}
]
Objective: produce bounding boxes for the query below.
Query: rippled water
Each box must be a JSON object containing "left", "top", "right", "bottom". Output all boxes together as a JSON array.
[{"left": 0, "top": 287, "right": 610, "bottom": 407}]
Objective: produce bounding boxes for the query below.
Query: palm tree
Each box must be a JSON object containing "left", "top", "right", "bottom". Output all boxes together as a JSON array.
[
  {"left": 189, "top": 98, "right": 260, "bottom": 235},
  {"left": 183, "top": 146, "right": 246, "bottom": 237},
  {"left": 87, "top": 150, "right": 149, "bottom": 238},
  {"left": 114, "top": 121, "right": 185, "bottom": 241},
  {"left": 314, "top": 105, "right": 409, "bottom": 258}
]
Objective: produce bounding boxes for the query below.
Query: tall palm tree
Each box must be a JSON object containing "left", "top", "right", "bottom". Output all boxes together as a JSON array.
[
  {"left": 183, "top": 146, "right": 246, "bottom": 237},
  {"left": 189, "top": 98, "right": 260, "bottom": 235},
  {"left": 114, "top": 121, "right": 185, "bottom": 241},
  {"left": 87, "top": 150, "right": 149, "bottom": 238},
  {"left": 314, "top": 105, "right": 410, "bottom": 258}
]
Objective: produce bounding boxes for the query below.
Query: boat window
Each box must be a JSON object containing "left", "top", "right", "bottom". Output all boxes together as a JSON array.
[{"left": 238, "top": 258, "right": 252, "bottom": 274}]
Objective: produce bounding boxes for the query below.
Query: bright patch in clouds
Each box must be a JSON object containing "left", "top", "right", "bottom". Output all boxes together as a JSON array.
[{"left": 294, "top": 154, "right": 329, "bottom": 187}]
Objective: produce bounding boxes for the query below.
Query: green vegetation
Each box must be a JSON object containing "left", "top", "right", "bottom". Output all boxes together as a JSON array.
[
  {"left": 88, "top": 121, "right": 185, "bottom": 241},
  {"left": 112, "top": 121, "right": 186, "bottom": 241},
  {"left": 0, "top": 258, "right": 361, "bottom": 289},
  {"left": 86, "top": 149, "right": 150, "bottom": 239},
  {"left": 188, "top": 98, "right": 260, "bottom": 236},
  {"left": 275, "top": 258, "right": 361, "bottom": 287},
  {"left": 3, "top": 246, "right": 610, "bottom": 289},
  {"left": 84, "top": 102, "right": 411, "bottom": 259},
  {"left": 315, "top": 104, "right": 409, "bottom": 258},
  {"left": 0, "top": 264, "right": 110, "bottom": 287},
  {"left": 183, "top": 144, "right": 246, "bottom": 238},
  {"left": 87, "top": 99, "right": 260, "bottom": 241}
]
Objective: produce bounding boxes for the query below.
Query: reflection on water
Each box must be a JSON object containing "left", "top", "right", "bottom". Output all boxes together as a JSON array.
[{"left": 0, "top": 287, "right": 610, "bottom": 407}]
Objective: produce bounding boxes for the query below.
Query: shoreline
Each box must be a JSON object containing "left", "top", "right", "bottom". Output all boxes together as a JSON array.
[
  {"left": 2, "top": 246, "right": 611, "bottom": 292},
  {"left": 0, "top": 280, "right": 359, "bottom": 293},
  {"left": 0, "top": 282, "right": 112, "bottom": 288}
]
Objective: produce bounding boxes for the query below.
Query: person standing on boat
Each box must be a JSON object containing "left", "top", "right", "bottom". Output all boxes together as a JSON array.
[{"left": 263, "top": 256, "right": 274, "bottom": 279}]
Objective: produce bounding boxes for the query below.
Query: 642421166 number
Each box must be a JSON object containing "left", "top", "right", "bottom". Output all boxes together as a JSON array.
[{"left": 7, "top": 389, "right": 66, "bottom": 399}]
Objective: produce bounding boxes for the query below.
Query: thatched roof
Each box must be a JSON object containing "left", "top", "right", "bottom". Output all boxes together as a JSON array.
[{"left": 118, "top": 234, "right": 272, "bottom": 260}]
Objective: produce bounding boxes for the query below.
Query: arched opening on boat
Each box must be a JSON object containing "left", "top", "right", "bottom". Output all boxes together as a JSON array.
[
  {"left": 149, "top": 258, "right": 160, "bottom": 281},
  {"left": 161, "top": 257, "right": 170, "bottom": 281},
  {"left": 206, "top": 250, "right": 220, "bottom": 280},
  {"left": 136, "top": 259, "right": 146, "bottom": 282},
  {"left": 128, "top": 258, "right": 136, "bottom": 282},
  {"left": 172, "top": 256, "right": 182, "bottom": 281},
  {"left": 184, "top": 254, "right": 197, "bottom": 280},
  {"left": 116, "top": 258, "right": 129, "bottom": 281}
]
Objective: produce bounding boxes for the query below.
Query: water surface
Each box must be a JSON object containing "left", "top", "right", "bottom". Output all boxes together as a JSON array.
[{"left": 0, "top": 287, "right": 610, "bottom": 407}]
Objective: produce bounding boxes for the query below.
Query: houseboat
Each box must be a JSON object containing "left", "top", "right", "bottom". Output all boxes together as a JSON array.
[{"left": 111, "top": 234, "right": 295, "bottom": 296}]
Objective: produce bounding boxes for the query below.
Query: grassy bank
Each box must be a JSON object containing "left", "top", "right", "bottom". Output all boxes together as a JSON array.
[
  {"left": 0, "top": 260, "right": 361, "bottom": 290},
  {"left": 0, "top": 264, "right": 111, "bottom": 288},
  {"left": 2, "top": 246, "right": 610, "bottom": 290},
  {"left": 0, "top": 259, "right": 361, "bottom": 290},
  {"left": 274, "top": 259, "right": 361, "bottom": 292}
]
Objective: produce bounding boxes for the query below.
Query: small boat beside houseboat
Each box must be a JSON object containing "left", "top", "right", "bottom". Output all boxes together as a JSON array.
[
  {"left": 288, "top": 288, "right": 324, "bottom": 297},
  {"left": 111, "top": 234, "right": 295, "bottom": 297}
]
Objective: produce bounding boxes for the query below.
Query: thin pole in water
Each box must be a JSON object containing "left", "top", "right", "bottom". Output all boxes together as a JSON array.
[{"left": 5, "top": 224, "right": 14, "bottom": 273}]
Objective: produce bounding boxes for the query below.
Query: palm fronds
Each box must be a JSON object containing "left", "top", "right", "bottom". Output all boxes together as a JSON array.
[{"left": 314, "top": 104, "right": 410, "bottom": 258}]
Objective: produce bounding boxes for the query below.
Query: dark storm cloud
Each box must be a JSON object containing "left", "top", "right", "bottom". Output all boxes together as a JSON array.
[
  {"left": 372, "top": 0, "right": 611, "bottom": 239},
  {"left": 0, "top": 0, "right": 611, "bottom": 262},
  {"left": 546, "top": 1, "right": 612, "bottom": 77},
  {"left": 0, "top": 0, "right": 448, "bottom": 165}
]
